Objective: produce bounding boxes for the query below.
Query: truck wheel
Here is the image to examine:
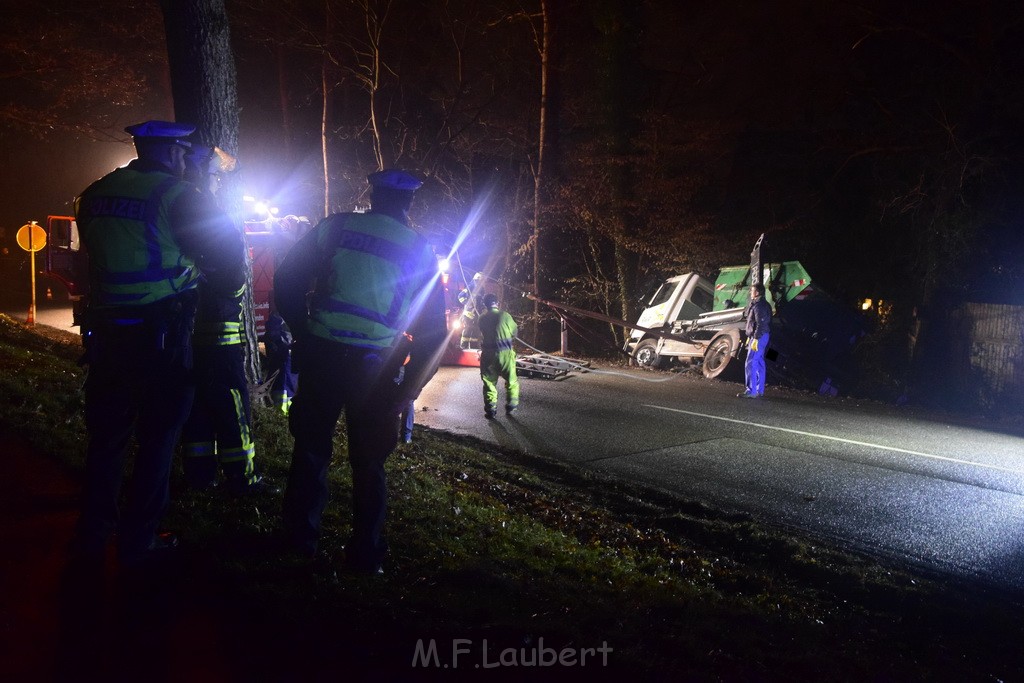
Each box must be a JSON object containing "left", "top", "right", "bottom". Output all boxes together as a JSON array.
[
  {"left": 633, "top": 339, "right": 664, "bottom": 369},
  {"left": 702, "top": 335, "right": 737, "bottom": 379}
]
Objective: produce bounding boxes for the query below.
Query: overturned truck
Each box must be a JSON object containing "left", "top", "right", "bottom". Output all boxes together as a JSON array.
[{"left": 624, "top": 235, "right": 866, "bottom": 394}]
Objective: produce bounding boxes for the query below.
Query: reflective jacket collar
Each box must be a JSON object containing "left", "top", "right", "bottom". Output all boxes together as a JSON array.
[{"left": 127, "top": 157, "right": 179, "bottom": 176}]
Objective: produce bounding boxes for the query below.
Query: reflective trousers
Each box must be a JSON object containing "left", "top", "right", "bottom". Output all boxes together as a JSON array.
[
  {"left": 481, "top": 349, "right": 519, "bottom": 410},
  {"left": 181, "top": 344, "right": 255, "bottom": 487},
  {"left": 744, "top": 333, "right": 769, "bottom": 397}
]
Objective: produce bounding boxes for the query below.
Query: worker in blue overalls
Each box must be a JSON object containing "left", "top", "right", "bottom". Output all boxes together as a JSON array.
[{"left": 739, "top": 283, "right": 772, "bottom": 398}]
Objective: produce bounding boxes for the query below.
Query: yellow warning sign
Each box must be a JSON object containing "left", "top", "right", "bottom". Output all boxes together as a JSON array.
[{"left": 16, "top": 222, "right": 46, "bottom": 253}]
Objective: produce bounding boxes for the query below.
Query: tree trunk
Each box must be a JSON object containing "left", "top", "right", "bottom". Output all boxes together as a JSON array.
[
  {"left": 364, "top": 0, "right": 387, "bottom": 170},
  {"left": 161, "top": 0, "right": 261, "bottom": 384},
  {"left": 597, "top": 0, "right": 641, "bottom": 340},
  {"left": 614, "top": 242, "right": 635, "bottom": 339},
  {"left": 321, "top": 0, "right": 334, "bottom": 216},
  {"left": 322, "top": 53, "right": 331, "bottom": 216},
  {"left": 531, "top": 0, "right": 556, "bottom": 346},
  {"left": 162, "top": 0, "right": 239, "bottom": 164},
  {"left": 277, "top": 42, "right": 293, "bottom": 164}
]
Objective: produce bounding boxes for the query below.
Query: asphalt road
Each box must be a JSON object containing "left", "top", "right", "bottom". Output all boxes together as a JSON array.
[
  {"left": 416, "top": 359, "right": 1024, "bottom": 593},
  {"left": 7, "top": 300, "right": 1024, "bottom": 593},
  {"left": 0, "top": 290, "right": 78, "bottom": 331}
]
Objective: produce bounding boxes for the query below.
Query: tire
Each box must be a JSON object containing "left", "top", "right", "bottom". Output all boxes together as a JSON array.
[
  {"left": 702, "top": 334, "right": 737, "bottom": 379},
  {"left": 633, "top": 339, "right": 664, "bottom": 369}
]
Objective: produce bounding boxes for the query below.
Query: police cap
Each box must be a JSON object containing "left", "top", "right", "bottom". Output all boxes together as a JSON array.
[
  {"left": 367, "top": 169, "right": 422, "bottom": 191},
  {"left": 125, "top": 120, "right": 195, "bottom": 146}
]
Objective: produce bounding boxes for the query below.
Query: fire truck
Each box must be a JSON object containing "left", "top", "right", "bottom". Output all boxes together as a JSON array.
[
  {"left": 436, "top": 259, "right": 482, "bottom": 367},
  {"left": 38, "top": 215, "right": 83, "bottom": 300},
  {"left": 239, "top": 217, "right": 294, "bottom": 336}
]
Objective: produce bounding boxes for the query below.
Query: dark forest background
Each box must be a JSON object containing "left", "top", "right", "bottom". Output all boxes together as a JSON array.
[{"left": 2, "top": 0, "right": 1023, "bottom": 390}]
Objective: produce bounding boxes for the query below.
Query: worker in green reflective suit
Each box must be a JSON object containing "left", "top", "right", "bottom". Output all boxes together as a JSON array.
[{"left": 478, "top": 293, "right": 519, "bottom": 418}]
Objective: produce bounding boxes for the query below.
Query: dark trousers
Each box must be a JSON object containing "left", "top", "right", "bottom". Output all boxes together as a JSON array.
[
  {"left": 181, "top": 344, "right": 254, "bottom": 486},
  {"left": 73, "top": 321, "right": 194, "bottom": 562},
  {"left": 283, "top": 338, "right": 401, "bottom": 567},
  {"left": 265, "top": 319, "right": 298, "bottom": 414},
  {"left": 400, "top": 400, "right": 415, "bottom": 442}
]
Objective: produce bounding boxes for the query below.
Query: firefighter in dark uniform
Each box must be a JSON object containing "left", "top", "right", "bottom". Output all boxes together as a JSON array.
[
  {"left": 179, "top": 144, "right": 263, "bottom": 494},
  {"left": 69, "top": 121, "right": 246, "bottom": 568},
  {"left": 457, "top": 272, "right": 484, "bottom": 349},
  {"left": 274, "top": 169, "right": 447, "bottom": 573},
  {"left": 478, "top": 293, "right": 520, "bottom": 417}
]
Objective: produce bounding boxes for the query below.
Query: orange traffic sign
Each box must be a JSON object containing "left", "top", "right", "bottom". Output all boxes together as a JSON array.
[{"left": 16, "top": 222, "right": 46, "bottom": 252}]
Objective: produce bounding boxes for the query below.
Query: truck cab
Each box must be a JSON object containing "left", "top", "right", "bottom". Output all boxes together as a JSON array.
[
  {"left": 631, "top": 274, "right": 716, "bottom": 338},
  {"left": 626, "top": 273, "right": 719, "bottom": 369},
  {"left": 41, "top": 215, "right": 84, "bottom": 299}
]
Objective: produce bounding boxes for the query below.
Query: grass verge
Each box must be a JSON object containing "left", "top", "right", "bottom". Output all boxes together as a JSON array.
[{"left": 2, "top": 313, "right": 1023, "bottom": 681}]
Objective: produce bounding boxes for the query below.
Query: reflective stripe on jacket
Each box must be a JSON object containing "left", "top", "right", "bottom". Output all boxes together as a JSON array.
[
  {"left": 307, "top": 212, "right": 438, "bottom": 349},
  {"left": 77, "top": 166, "right": 200, "bottom": 307},
  {"left": 194, "top": 284, "right": 246, "bottom": 346}
]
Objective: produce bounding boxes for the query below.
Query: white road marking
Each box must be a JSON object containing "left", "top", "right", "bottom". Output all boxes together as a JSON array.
[{"left": 643, "top": 404, "right": 1024, "bottom": 475}]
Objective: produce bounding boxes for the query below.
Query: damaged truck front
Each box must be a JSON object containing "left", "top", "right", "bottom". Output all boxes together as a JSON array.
[{"left": 624, "top": 236, "right": 865, "bottom": 394}]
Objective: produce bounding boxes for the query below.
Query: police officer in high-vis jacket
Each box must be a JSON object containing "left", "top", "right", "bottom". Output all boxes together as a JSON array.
[
  {"left": 179, "top": 144, "right": 263, "bottom": 495},
  {"left": 69, "top": 121, "right": 246, "bottom": 570},
  {"left": 274, "top": 169, "right": 447, "bottom": 573},
  {"left": 478, "top": 293, "right": 520, "bottom": 417}
]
